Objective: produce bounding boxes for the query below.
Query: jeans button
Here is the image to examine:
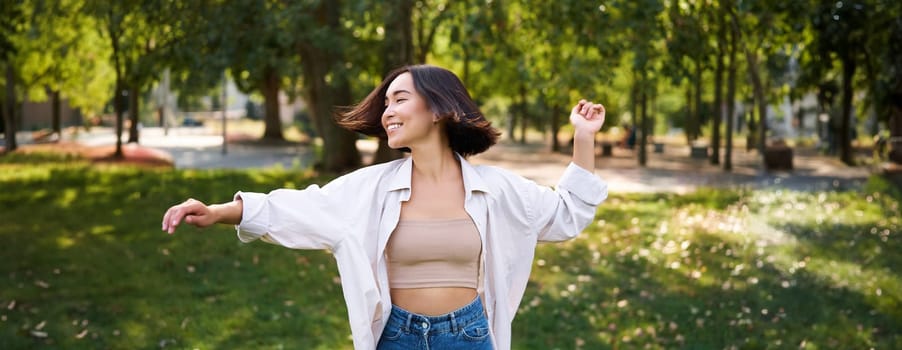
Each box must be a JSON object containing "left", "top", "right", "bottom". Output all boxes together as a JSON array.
[{"left": 421, "top": 322, "right": 428, "bottom": 329}]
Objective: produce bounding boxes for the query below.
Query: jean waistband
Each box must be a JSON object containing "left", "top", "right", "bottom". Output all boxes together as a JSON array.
[{"left": 386, "top": 296, "right": 485, "bottom": 335}]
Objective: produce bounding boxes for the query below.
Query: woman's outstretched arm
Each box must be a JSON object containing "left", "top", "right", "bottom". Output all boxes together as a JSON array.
[
  {"left": 570, "top": 99, "right": 606, "bottom": 172},
  {"left": 161, "top": 198, "right": 243, "bottom": 234}
]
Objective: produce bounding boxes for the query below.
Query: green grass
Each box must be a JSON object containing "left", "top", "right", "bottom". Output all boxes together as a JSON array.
[{"left": 1, "top": 155, "right": 900, "bottom": 349}]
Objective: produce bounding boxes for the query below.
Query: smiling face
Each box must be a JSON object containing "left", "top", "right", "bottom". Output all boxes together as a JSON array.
[
  {"left": 382, "top": 72, "right": 442, "bottom": 150},
  {"left": 336, "top": 65, "right": 499, "bottom": 157}
]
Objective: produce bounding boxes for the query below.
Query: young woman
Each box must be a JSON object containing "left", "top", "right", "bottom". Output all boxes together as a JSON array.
[{"left": 161, "top": 65, "right": 608, "bottom": 349}]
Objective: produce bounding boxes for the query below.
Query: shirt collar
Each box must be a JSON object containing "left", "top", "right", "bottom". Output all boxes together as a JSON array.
[
  {"left": 387, "top": 156, "right": 413, "bottom": 192},
  {"left": 458, "top": 153, "right": 491, "bottom": 196},
  {"left": 385, "top": 153, "right": 491, "bottom": 196}
]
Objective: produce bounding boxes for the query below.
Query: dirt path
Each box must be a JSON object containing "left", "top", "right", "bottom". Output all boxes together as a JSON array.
[
  {"left": 471, "top": 141, "right": 872, "bottom": 193},
  {"left": 5, "top": 127, "right": 874, "bottom": 193}
]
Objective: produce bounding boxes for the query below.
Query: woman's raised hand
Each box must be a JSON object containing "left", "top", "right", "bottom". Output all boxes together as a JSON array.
[
  {"left": 570, "top": 99, "right": 606, "bottom": 135},
  {"left": 161, "top": 198, "right": 217, "bottom": 234}
]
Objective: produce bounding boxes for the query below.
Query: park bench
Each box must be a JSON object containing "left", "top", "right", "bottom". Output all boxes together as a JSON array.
[{"left": 764, "top": 139, "right": 793, "bottom": 171}]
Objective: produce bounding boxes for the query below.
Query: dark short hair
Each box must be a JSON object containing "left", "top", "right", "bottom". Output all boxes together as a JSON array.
[{"left": 336, "top": 65, "right": 500, "bottom": 157}]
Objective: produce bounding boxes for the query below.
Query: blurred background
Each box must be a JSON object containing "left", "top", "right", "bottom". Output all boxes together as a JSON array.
[{"left": 1, "top": 0, "right": 900, "bottom": 170}]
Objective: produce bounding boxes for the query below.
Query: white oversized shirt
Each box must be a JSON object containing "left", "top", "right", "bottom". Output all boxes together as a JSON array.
[{"left": 234, "top": 154, "right": 608, "bottom": 349}]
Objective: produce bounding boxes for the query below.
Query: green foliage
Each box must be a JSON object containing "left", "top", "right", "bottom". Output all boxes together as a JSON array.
[
  {"left": 5, "top": 0, "right": 902, "bottom": 161},
  {"left": 662, "top": 0, "right": 712, "bottom": 85},
  {"left": 203, "top": 1, "right": 311, "bottom": 95},
  {"left": 427, "top": 0, "right": 621, "bottom": 136},
  {"left": 12, "top": 0, "right": 114, "bottom": 116}
]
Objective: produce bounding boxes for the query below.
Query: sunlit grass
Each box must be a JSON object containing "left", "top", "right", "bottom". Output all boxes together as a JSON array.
[
  {"left": 1, "top": 154, "right": 900, "bottom": 349},
  {"left": 1, "top": 155, "right": 348, "bottom": 349},
  {"left": 519, "top": 186, "right": 901, "bottom": 349}
]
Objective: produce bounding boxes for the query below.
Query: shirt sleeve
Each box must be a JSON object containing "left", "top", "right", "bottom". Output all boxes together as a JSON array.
[
  {"left": 531, "top": 162, "right": 608, "bottom": 242},
  {"left": 234, "top": 176, "right": 358, "bottom": 250}
]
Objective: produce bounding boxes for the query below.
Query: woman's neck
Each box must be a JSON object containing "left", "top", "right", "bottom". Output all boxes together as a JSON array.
[{"left": 410, "top": 145, "right": 460, "bottom": 183}]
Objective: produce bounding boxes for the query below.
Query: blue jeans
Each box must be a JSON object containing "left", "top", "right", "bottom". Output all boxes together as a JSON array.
[{"left": 377, "top": 296, "right": 493, "bottom": 349}]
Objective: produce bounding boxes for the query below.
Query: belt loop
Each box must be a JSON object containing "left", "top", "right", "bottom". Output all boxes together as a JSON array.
[
  {"left": 404, "top": 313, "right": 413, "bottom": 332},
  {"left": 450, "top": 312, "right": 458, "bottom": 334}
]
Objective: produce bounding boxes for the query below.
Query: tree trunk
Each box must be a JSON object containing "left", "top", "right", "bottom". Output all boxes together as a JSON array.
[
  {"left": 518, "top": 82, "right": 527, "bottom": 144},
  {"left": 373, "top": 0, "right": 414, "bottom": 164},
  {"left": 383, "top": 0, "right": 413, "bottom": 72},
  {"left": 746, "top": 50, "right": 767, "bottom": 157},
  {"left": 413, "top": 2, "right": 446, "bottom": 63},
  {"left": 506, "top": 108, "right": 516, "bottom": 142},
  {"left": 839, "top": 56, "right": 856, "bottom": 165},
  {"left": 692, "top": 60, "right": 703, "bottom": 141},
  {"left": 630, "top": 80, "right": 638, "bottom": 128},
  {"left": 638, "top": 82, "right": 649, "bottom": 167},
  {"left": 127, "top": 86, "right": 139, "bottom": 143},
  {"left": 51, "top": 89, "right": 61, "bottom": 136},
  {"left": 299, "top": 0, "right": 361, "bottom": 173},
  {"left": 759, "top": 78, "right": 768, "bottom": 155},
  {"left": 462, "top": 44, "right": 471, "bottom": 90},
  {"left": 3, "top": 65, "right": 17, "bottom": 152},
  {"left": 114, "top": 81, "right": 124, "bottom": 158},
  {"left": 724, "top": 4, "right": 739, "bottom": 172},
  {"left": 890, "top": 100, "right": 902, "bottom": 163},
  {"left": 518, "top": 112, "right": 527, "bottom": 144},
  {"left": 108, "top": 9, "right": 124, "bottom": 159},
  {"left": 261, "top": 65, "right": 284, "bottom": 141},
  {"left": 300, "top": 54, "right": 361, "bottom": 172},
  {"left": 550, "top": 102, "right": 561, "bottom": 153},
  {"left": 710, "top": 62, "right": 725, "bottom": 165},
  {"left": 684, "top": 85, "right": 693, "bottom": 145},
  {"left": 746, "top": 106, "right": 757, "bottom": 152},
  {"left": 711, "top": 25, "right": 724, "bottom": 165},
  {"left": 793, "top": 89, "right": 804, "bottom": 132}
]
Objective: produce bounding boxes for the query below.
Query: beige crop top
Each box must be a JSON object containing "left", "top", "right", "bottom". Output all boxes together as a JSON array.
[{"left": 386, "top": 218, "right": 482, "bottom": 290}]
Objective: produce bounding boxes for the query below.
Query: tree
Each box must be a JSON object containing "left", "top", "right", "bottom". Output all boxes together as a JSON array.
[
  {"left": 162, "top": 0, "right": 234, "bottom": 115},
  {"left": 709, "top": 1, "right": 726, "bottom": 165},
  {"left": 723, "top": 1, "right": 740, "bottom": 171},
  {"left": 663, "top": 0, "right": 713, "bottom": 145},
  {"left": 122, "top": 1, "right": 187, "bottom": 144},
  {"left": 217, "top": 0, "right": 308, "bottom": 142},
  {"left": 86, "top": 0, "right": 171, "bottom": 156},
  {"left": 881, "top": 3, "right": 902, "bottom": 163},
  {"left": 297, "top": 0, "right": 362, "bottom": 172},
  {"left": 371, "top": 0, "right": 414, "bottom": 164},
  {"left": 531, "top": 0, "right": 616, "bottom": 152},
  {"left": 719, "top": 1, "right": 801, "bottom": 169},
  {"left": 1, "top": 0, "right": 24, "bottom": 152},
  {"left": 621, "top": 0, "right": 665, "bottom": 166},
  {"left": 810, "top": 0, "right": 871, "bottom": 165},
  {"left": 456, "top": 0, "right": 616, "bottom": 150},
  {"left": 412, "top": 0, "right": 450, "bottom": 64},
  {"left": 16, "top": 0, "right": 114, "bottom": 137}
]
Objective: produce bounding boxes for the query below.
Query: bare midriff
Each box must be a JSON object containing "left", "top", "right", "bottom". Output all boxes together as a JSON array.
[{"left": 390, "top": 287, "right": 478, "bottom": 316}]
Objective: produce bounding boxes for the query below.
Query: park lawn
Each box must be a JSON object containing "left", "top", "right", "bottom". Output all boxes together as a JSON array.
[{"left": 1, "top": 154, "right": 900, "bottom": 349}]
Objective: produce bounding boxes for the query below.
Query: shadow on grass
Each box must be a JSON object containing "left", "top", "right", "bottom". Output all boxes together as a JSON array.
[
  {"left": 0, "top": 162, "right": 353, "bottom": 349},
  {"left": 512, "top": 192, "right": 901, "bottom": 349}
]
